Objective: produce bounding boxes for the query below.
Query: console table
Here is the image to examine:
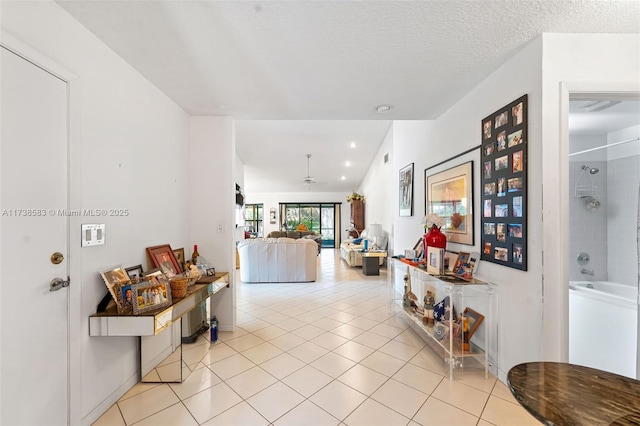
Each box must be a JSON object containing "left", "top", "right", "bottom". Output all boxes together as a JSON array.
[
  {"left": 89, "top": 272, "right": 229, "bottom": 382},
  {"left": 388, "top": 258, "right": 496, "bottom": 380}
]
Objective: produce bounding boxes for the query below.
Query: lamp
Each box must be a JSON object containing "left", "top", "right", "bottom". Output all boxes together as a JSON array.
[
  {"left": 369, "top": 223, "right": 384, "bottom": 251},
  {"left": 346, "top": 223, "right": 360, "bottom": 238}
]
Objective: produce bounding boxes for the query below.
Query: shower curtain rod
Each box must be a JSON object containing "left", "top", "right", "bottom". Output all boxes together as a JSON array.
[{"left": 569, "top": 137, "right": 640, "bottom": 157}]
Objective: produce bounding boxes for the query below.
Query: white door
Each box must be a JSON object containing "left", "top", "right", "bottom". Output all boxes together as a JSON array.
[{"left": 1, "top": 46, "right": 69, "bottom": 425}]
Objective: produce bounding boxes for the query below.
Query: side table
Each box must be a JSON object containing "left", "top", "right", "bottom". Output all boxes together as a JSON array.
[{"left": 361, "top": 251, "right": 387, "bottom": 275}]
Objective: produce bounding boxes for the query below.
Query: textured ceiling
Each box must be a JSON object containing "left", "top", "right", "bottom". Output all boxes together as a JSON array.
[{"left": 56, "top": 0, "right": 640, "bottom": 193}]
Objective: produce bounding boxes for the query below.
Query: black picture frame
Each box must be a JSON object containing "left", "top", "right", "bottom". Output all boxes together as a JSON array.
[
  {"left": 480, "top": 95, "right": 528, "bottom": 270},
  {"left": 399, "top": 163, "right": 414, "bottom": 217}
]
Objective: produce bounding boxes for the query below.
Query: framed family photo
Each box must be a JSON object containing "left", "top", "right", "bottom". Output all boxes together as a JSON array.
[
  {"left": 399, "top": 163, "right": 414, "bottom": 217},
  {"left": 132, "top": 279, "right": 172, "bottom": 315}
]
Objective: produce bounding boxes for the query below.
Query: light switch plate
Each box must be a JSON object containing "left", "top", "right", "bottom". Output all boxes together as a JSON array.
[{"left": 82, "top": 224, "right": 105, "bottom": 247}]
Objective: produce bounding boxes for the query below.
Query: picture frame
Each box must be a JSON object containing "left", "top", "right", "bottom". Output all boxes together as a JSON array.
[
  {"left": 425, "top": 161, "right": 474, "bottom": 245},
  {"left": 146, "top": 244, "right": 182, "bottom": 276},
  {"left": 463, "top": 307, "right": 485, "bottom": 341},
  {"left": 125, "top": 264, "right": 144, "bottom": 281},
  {"left": 399, "top": 163, "right": 414, "bottom": 217},
  {"left": 426, "top": 247, "right": 445, "bottom": 275},
  {"left": 480, "top": 95, "right": 528, "bottom": 270},
  {"left": 99, "top": 265, "right": 130, "bottom": 308},
  {"left": 172, "top": 248, "right": 185, "bottom": 271},
  {"left": 452, "top": 251, "right": 472, "bottom": 279},
  {"left": 413, "top": 237, "right": 424, "bottom": 259},
  {"left": 115, "top": 282, "right": 134, "bottom": 315},
  {"left": 132, "top": 278, "right": 172, "bottom": 315},
  {"left": 269, "top": 207, "right": 276, "bottom": 224}
]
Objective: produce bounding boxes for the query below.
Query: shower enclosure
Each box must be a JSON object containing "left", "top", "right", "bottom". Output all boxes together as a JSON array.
[{"left": 568, "top": 98, "right": 640, "bottom": 379}]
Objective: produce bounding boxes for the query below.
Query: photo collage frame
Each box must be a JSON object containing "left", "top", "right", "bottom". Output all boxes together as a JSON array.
[{"left": 480, "top": 95, "right": 528, "bottom": 270}]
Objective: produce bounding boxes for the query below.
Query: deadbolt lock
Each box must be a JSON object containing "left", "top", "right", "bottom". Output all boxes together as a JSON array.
[{"left": 51, "top": 252, "right": 64, "bottom": 265}]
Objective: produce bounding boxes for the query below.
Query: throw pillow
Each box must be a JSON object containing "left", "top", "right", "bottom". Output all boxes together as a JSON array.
[{"left": 352, "top": 238, "right": 363, "bottom": 244}]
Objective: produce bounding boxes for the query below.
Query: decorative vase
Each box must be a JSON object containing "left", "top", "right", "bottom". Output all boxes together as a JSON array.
[{"left": 424, "top": 224, "right": 447, "bottom": 255}]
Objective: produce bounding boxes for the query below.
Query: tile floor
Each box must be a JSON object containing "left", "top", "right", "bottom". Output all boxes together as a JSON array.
[{"left": 94, "top": 249, "right": 538, "bottom": 426}]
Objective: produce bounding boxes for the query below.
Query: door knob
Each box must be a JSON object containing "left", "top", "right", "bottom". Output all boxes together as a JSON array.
[{"left": 50, "top": 277, "right": 70, "bottom": 291}]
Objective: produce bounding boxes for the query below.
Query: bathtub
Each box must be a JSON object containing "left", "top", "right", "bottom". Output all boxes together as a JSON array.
[{"left": 569, "top": 281, "right": 638, "bottom": 379}]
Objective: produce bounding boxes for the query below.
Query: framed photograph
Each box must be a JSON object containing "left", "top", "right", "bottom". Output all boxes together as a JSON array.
[
  {"left": 404, "top": 249, "right": 417, "bottom": 259},
  {"left": 269, "top": 207, "right": 277, "bottom": 224},
  {"left": 125, "top": 264, "right": 144, "bottom": 281},
  {"left": 480, "top": 94, "right": 528, "bottom": 270},
  {"left": 425, "top": 161, "right": 474, "bottom": 245},
  {"left": 146, "top": 244, "right": 182, "bottom": 276},
  {"left": 115, "top": 282, "right": 134, "bottom": 315},
  {"left": 132, "top": 279, "right": 171, "bottom": 315},
  {"left": 463, "top": 307, "right": 485, "bottom": 341},
  {"left": 399, "top": 163, "right": 414, "bottom": 217},
  {"left": 413, "top": 238, "right": 424, "bottom": 259},
  {"left": 100, "top": 265, "right": 130, "bottom": 307},
  {"left": 452, "top": 251, "right": 472, "bottom": 280},
  {"left": 172, "top": 248, "right": 185, "bottom": 271},
  {"left": 426, "top": 247, "right": 445, "bottom": 275}
]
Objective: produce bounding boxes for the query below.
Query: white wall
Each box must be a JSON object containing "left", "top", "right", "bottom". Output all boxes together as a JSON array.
[
  {"left": 606, "top": 125, "right": 640, "bottom": 286},
  {"left": 188, "top": 117, "right": 237, "bottom": 333},
  {"left": 385, "top": 37, "right": 544, "bottom": 381},
  {"left": 358, "top": 125, "right": 395, "bottom": 251},
  {"left": 541, "top": 33, "right": 640, "bottom": 361},
  {"left": 2, "top": 2, "right": 190, "bottom": 424},
  {"left": 391, "top": 121, "right": 435, "bottom": 254}
]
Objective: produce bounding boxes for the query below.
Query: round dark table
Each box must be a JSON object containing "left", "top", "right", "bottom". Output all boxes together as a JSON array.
[{"left": 508, "top": 362, "right": 640, "bottom": 426}]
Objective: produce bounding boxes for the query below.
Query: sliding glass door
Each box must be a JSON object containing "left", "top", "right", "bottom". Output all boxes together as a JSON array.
[{"left": 280, "top": 203, "right": 339, "bottom": 248}]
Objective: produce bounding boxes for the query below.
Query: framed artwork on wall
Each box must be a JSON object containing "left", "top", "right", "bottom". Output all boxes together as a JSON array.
[
  {"left": 399, "top": 163, "right": 414, "bottom": 217},
  {"left": 425, "top": 161, "right": 474, "bottom": 245},
  {"left": 480, "top": 94, "right": 528, "bottom": 270}
]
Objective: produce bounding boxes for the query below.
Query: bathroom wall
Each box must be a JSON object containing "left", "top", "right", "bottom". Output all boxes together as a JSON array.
[
  {"left": 568, "top": 152, "right": 608, "bottom": 282},
  {"left": 607, "top": 125, "right": 640, "bottom": 286},
  {"left": 569, "top": 125, "right": 640, "bottom": 286}
]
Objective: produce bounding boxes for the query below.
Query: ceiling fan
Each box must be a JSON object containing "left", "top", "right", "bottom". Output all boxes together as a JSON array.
[{"left": 303, "top": 154, "right": 317, "bottom": 185}]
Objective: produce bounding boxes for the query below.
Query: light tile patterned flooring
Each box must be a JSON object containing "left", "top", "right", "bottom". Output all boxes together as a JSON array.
[{"left": 94, "top": 249, "right": 537, "bottom": 426}]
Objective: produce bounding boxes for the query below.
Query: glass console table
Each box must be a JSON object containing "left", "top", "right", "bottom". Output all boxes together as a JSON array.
[
  {"left": 388, "top": 258, "right": 496, "bottom": 380},
  {"left": 89, "top": 272, "right": 229, "bottom": 383}
]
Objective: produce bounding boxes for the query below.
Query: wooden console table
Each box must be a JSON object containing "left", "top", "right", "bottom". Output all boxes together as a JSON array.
[{"left": 89, "top": 272, "right": 229, "bottom": 382}]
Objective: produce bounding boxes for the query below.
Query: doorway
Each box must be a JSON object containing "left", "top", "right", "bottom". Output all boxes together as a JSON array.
[{"left": 566, "top": 95, "right": 640, "bottom": 378}]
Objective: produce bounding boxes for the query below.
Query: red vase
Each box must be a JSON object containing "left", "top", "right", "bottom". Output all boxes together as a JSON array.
[{"left": 424, "top": 225, "right": 447, "bottom": 255}]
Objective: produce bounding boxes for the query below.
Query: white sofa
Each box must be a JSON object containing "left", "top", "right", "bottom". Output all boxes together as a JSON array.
[
  {"left": 340, "top": 229, "right": 388, "bottom": 267},
  {"left": 238, "top": 237, "right": 318, "bottom": 283}
]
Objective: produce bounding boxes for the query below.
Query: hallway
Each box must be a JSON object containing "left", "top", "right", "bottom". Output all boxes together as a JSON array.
[{"left": 94, "top": 249, "right": 535, "bottom": 425}]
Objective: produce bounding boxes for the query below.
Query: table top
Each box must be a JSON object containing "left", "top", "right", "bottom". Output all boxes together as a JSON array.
[
  {"left": 361, "top": 251, "right": 387, "bottom": 257},
  {"left": 507, "top": 362, "right": 640, "bottom": 426}
]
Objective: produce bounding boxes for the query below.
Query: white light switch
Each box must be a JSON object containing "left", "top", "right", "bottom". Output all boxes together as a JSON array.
[
  {"left": 217, "top": 220, "right": 224, "bottom": 234},
  {"left": 81, "top": 224, "right": 105, "bottom": 247}
]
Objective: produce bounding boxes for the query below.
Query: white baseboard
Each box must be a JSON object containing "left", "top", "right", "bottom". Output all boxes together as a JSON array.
[{"left": 81, "top": 373, "right": 138, "bottom": 426}]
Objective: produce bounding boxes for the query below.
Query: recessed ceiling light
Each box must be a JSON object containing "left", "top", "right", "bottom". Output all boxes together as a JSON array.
[
  {"left": 341, "top": 176, "right": 346, "bottom": 180},
  {"left": 375, "top": 104, "right": 393, "bottom": 114},
  {"left": 350, "top": 141, "right": 356, "bottom": 148},
  {"left": 345, "top": 161, "right": 351, "bottom": 167}
]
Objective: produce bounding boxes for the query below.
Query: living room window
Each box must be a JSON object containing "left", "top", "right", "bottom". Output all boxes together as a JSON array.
[
  {"left": 279, "top": 203, "right": 339, "bottom": 248},
  {"left": 245, "top": 204, "right": 263, "bottom": 237}
]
